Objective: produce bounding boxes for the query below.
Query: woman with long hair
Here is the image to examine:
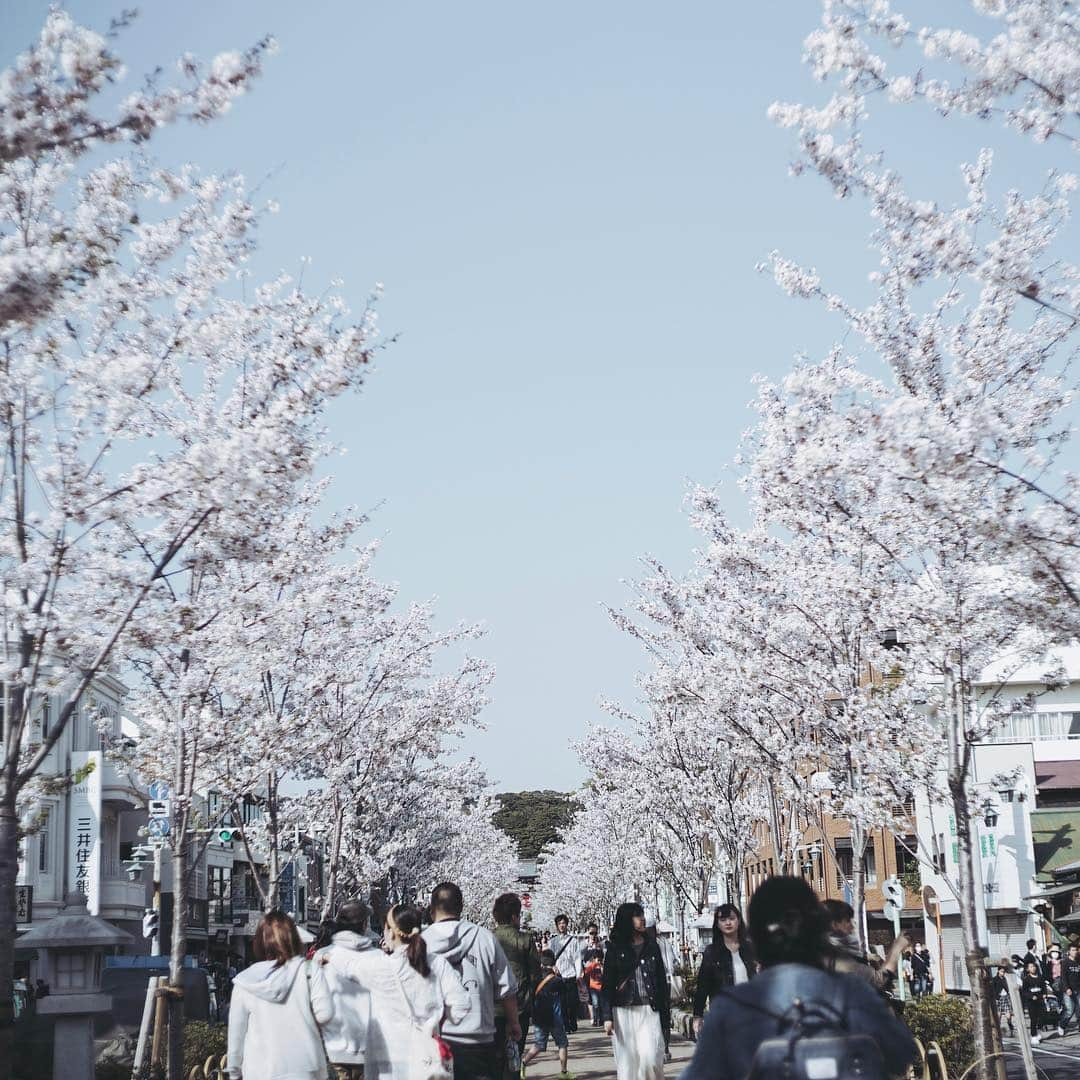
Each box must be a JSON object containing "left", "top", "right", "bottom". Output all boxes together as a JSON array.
[
  {"left": 681, "top": 878, "right": 917, "bottom": 1080},
  {"left": 599, "top": 901, "right": 668, "bottom": 1080},
  {"left": 227, "top": 910, "right": 333, "bottom": 1080},
  {"left": 692, "top": 903, "right": 756, "bottom": 1034},
  {"left": 321, "top": 903, "right": 470, "bottom": 1079}
]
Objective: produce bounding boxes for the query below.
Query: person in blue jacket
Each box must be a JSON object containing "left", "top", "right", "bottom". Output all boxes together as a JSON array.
[{"left": 680, "top": 877, "right": 917, "bottom": 1080}]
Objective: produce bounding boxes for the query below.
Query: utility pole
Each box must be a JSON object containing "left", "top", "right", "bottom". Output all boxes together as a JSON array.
[{"left": 151, "top": 844, "right": 163, "bottom": 957}]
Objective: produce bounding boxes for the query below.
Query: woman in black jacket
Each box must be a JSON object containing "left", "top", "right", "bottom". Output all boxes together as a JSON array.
[
  {"left": 692, "top": 903, "right": 757, "bottom": 1033},
  {"left": 1022, "top": 960, "right": 1048, "bottom": 1043},
  {"left": 601, "top": 902, "right": 669, "bottom": 1080}
]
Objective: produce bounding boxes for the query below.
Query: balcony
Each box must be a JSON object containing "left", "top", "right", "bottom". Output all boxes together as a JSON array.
[
  {"left": 101, "top": 756, "right": 140, "bottom": 808},
  {"left": 99, "top": 876, "right": 146, "bottom": 919}
]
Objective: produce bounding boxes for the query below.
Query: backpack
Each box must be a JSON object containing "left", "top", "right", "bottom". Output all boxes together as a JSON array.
[
  {"left": 745, "top": 998, "right": 887, "bottom": 1080},
  {"left": 532, "top": 972, "right": 561, "bottom": 1029}
]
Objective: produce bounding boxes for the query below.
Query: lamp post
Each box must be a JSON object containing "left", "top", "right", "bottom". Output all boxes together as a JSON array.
[{"left": 17, "top": 891, "right": 133, "bottom": 1080}]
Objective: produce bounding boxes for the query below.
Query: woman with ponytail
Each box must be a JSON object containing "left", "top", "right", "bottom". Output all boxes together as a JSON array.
[
  {"left": 320, "top": 904, "right": 470, "bottom": 1080},
  {"left": 681, "top": 878, "right": 916, "bottom": 1080}
]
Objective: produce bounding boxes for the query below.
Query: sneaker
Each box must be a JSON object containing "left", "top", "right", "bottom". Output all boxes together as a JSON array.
[
  {"left": 557, "top": 1073, "right": 576, "bottom": 1080},
  {"left": 665, "top": 1051, "right": 673, "bottom": 1063},
  {"left": 1032, "top": 1035, "right": 1041, "bottom": 1044},
  {"left": 1058, "top": 1027, "right": 1066, "bottom": 1037}
]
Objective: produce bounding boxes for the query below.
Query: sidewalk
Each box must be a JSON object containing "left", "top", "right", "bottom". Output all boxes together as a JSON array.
[{"left": 521, "top": 1024, "right": 695, "bottom": 1079}]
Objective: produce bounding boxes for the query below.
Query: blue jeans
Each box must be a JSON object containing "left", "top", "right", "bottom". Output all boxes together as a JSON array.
[{"left": 1060, "top": 991, "right": 1077, "bottom": 1031}]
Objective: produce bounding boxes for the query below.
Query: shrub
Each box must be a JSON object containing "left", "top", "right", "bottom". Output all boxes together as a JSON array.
[
  {"left": 183, "top": 1020, "right": 228, "bottom": 1075},
  {"left": 903, "top": 995, "right": 975, "bottom": 1078}
]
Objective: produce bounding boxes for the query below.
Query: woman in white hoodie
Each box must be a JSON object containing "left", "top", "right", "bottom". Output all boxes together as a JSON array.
[
  {"left": 321, "top": 904, "right": 470, "bottom": 1080},
  {"left": 227, "top": 910, "right": 333, "bottom": 1080},
  {"left": 313, "top": 901, "right": 378, "bottom": 1079}
]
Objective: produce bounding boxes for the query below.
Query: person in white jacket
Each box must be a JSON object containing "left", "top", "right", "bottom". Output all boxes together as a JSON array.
[
  {"left": 227, "top": 910, "right": 333, "bottom": 1080},
  {"left": 313, "top": 901, "right": 377, "bottom": 1080},
  {"left": 322, "top": 903, "right": 471, "bottom": 1080}
]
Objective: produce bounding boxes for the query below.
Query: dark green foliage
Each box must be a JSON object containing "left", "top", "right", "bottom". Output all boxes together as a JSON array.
[
  {"left": 902, "top": 995, "right": 975, "bottom": 1079},
  {"left": 182, "top": 1019, "right": 228, "bottom": 1074},
  {"left": 493, "top": 790, "right": 579, "bottom": 859}
]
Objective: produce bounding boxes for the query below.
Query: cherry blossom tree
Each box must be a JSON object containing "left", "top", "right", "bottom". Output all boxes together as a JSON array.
[
  {"left": 0, "top": 14, "right": 378, "bottom": 1076},
  {"left": 754, "top": 3, "right": 1079, "bottom": 1073},
  {"left": 534, "top": 789, "right": 655, "bottom": 931}
]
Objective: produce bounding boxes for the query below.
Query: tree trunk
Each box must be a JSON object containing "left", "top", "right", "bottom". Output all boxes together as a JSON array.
[
  {"left": 320, "top": 800, "right": 344, "bottom": 922},
  {"left": 0, "top": 787, "right": 19, "bottom": 1080},
  {"left": 945, "top": 660, "right": 1006, "bottom": 1080},
  {"left": 267, "top": 773, "right": 280, "bottom": 910},
  {"left": 851, "top": 823, "right": 868, "bottom": 953},
  {"left": 950, "top": 777, "right": 1005, "bottom": 1080},
  {"left": 167, "top": 827, "right": 187, "bottom": 1080}
]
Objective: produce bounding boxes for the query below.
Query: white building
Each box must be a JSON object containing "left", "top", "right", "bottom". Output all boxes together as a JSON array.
[
  {"left": 915, "top": 648, "right": 1080, "bottom": 990},
  {"left": 16, "top": 674, "right": 148, "bottom": 969}
]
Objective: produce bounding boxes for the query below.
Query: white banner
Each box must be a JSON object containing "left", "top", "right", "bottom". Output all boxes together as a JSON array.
[{"left": 69, "top": 750, "right": 102, "bottom": 914}]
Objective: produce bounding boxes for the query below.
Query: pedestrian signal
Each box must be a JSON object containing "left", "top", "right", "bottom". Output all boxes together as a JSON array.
[
  {"left": 521, "top": 893, "right": 532, "bottom": 909},
  {"left": 142, "top": 908, "right": 159, "bottom": 939}
]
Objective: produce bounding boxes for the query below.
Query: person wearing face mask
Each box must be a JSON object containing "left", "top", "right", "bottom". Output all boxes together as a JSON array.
[{"left": 692, "top": 904, "right": 757, "bottom": 1037}]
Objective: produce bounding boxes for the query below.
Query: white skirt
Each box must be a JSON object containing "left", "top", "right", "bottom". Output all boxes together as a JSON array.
[{"left": 612, "top": 1005, "right": 665, "bottom": 1080}]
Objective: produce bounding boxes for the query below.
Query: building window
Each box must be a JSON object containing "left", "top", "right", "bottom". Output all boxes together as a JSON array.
[
  {"left": 836, "top": 841, "right": 853, "bottom": 890},
  {"left": 40, "top": 696, "right": 50, "bottom": 742},
  {"left": 38, "top": 808, "right": 50, "bottom": 874},
  {"left": 209, "top": 866, "right": 231, "bottom": 924},
  {"left": 988, "top": 711, "right": 1080, "bottom": 742},
  {"left": 864, "top": 847, "right": 878, "bottom": 887}
]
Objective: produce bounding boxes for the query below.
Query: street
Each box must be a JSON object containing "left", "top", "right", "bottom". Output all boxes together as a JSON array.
[
  {"left": 522, "top": 1026, "right": 696, "bottom": 1079},
  {"left": 1004, "top": 1032, "right": 1080, "bottom": 1080}
]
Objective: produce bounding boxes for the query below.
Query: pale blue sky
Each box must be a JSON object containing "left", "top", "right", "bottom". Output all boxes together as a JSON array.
[{"left": 4, "top": 2, "right": 1062, "bottom": 791}]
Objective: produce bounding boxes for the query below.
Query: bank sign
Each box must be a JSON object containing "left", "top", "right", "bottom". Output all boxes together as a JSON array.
[{"left": 69, "top": 751, "right": 102, "bottom": 914}]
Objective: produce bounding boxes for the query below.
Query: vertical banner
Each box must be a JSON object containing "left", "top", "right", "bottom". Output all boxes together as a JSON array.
[{"left": 69, "top": 750, "right": 102, "bottom": 914}]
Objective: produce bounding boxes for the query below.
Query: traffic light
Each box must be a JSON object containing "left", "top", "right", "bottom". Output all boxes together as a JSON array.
[
  {"left": 218, "top": 827, "right": 242, "bottom": 843},
  {"left": 142, "top": 908, "right": 159, "bottom": 939}
]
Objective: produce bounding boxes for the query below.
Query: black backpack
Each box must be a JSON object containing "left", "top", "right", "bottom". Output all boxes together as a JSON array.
[
  {"left": 532, "top": 972, "right": 561, "bottom": 1029},
  {"left": 745, "top": 1000, "right": 886, "bottom": 1080}
]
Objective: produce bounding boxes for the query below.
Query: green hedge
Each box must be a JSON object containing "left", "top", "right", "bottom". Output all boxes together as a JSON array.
[
  {"left": 902, "top": 996, "right": 976, "bottom": 1078},
  {"left": 183, "top": 1020, "right": 228, "bottom": 1075}
]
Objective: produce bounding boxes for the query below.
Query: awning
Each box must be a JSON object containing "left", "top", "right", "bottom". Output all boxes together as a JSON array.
[
  {"left": 1050, "top": 911, "right": 1080, "bottom": 925},
  {"left": 1052, "top": 858, "right": 1080, "bottom": 876},
  {"left": 1024, "top": 882, "right": 1080, "bottom": 900},
  {"left": 1036, "top": 761, "right": 1080, "bottom": 790}
]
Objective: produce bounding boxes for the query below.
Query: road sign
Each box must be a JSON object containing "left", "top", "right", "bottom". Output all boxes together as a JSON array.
[
  {"left": 147, "top": 817, "right": 170, "bottom": 838},
  {"left": 148, "top": 781, "right": 170, "bottom": 802},
  {"left": 148, "top": 799, "right": 169, "bottom": 819},
  {"left": 922, "top": 884, "right": 938, "bottom": 916}
]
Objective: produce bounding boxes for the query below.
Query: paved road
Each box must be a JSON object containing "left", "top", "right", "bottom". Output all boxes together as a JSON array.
[
  {"left": 519, "top": 1023, "right": 1080, "bottom": 1079},
  {"left": 522, "top": 1024, "right": 695, "bottom": 1078},
  {"left": 1003, "top": 1029, "right": 1080, "bottom": 1079}
]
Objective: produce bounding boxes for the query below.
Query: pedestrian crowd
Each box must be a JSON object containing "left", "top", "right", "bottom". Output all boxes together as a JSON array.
[
  {"left": 990, "top": 938, "right": 1080, "bottom": 1044},
  {"left": 225, "top": 873, "right": 1080, "bottom": 1080}
]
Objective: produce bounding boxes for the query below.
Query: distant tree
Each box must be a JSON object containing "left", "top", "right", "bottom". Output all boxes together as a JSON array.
[{"left": 493, "top": 790, "right": 579, "bottom": 859}]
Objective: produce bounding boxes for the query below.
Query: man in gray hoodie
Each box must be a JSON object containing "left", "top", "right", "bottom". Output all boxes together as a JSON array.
[{"left": 423, "top": 881, "right": 521, "bottom": 1080}]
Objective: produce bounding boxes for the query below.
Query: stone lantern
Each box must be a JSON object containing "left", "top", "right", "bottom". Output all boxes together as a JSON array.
[{"left": 17, "top": 890, "right": 133, "bottom": 1080}]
